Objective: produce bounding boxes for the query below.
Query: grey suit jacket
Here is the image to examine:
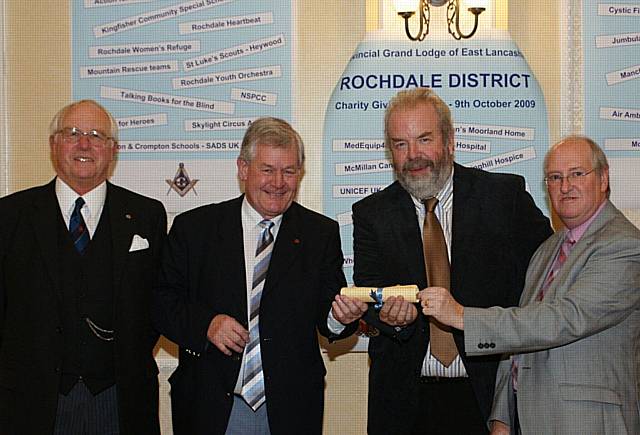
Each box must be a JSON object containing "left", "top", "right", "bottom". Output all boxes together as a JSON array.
[{"left": 464, "top": 200, "right": 640, "bottom": 435}]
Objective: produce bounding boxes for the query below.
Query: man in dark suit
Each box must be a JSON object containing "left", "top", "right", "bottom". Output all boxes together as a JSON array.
[
  {"left": 0, "top": 100, "right": 166, "bottom": 434},
  {"left": 153, "top": 117, "right": 360, "bottom": 435},
  {"left": 350, "top": 88, "right": 552, "bottom": 434}
]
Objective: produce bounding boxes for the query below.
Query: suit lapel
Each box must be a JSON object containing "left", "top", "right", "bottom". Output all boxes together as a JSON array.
[
  {"left": 536, "top": 201, "right": 616, "bottom": 303},
  {"left": 387, "top": 183, "right": 425, "bottom": 286},
  {"left": 218, "top": 197, "right": 247, "bottom": 320},
  {"left": 450, "top": 165, "right": 478, "bottom": 297},
  {"left": 31, "top": 181, "right": 63, "bottom": 303},
  {"left": 106, "top": 183, "right": 137, "bottom": 303},
  {"left": 262, "top": 204, "right": 303, "bottom": 298},
  {"left": 520, "top": 234, "right": 563, "bottom": 304},
  {"left": 576, "top": 200, "right": 615, "bottom": 242}
]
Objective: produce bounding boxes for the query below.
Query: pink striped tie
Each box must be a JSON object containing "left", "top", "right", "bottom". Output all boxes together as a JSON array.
[{"left": 537, "top": 238, "right": 575, "bottom": 301}]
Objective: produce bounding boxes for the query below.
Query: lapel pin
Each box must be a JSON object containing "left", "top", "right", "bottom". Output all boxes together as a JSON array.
[
  {"left": 125, "top": 213, "right": 132, "bottom": 220},
  {"left": 293, "top": 238, "right": 300, "bottom": 245}
]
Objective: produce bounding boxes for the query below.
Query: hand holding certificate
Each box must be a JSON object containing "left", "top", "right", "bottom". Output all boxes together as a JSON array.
[{"left": 341, "top": 285, "right": 419, "bottom": 308}]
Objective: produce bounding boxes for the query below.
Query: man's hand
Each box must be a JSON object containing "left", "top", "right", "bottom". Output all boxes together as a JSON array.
[
  {"left": 332, "top": 295, "right": 368, "bottom": 325},
  {"left": 490, "top": 420, "right": 510, "bottom": 435},
  {"left": 207, "top": 314, "right": 249, "bottom": 356},
  {"left": 418, "top": 287, "right": 465, "bottom": 330},
  {"left": 379, "top": 296, "right": 417, "bottom": 327}
]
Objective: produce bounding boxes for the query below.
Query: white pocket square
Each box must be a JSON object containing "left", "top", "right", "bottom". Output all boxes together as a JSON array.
[{"left": 129, "top": 234, "right": 149, "bottom": 252}]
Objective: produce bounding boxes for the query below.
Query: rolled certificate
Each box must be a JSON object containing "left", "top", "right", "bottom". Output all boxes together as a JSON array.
[{"left": 341, "top": 285, "right": 419, "bottom": 304}]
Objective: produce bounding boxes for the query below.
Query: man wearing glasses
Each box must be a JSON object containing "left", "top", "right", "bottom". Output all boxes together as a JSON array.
[
  {"left": 420, "top": 136, "right": 640, "bottom": 434},
  {"left": 0, "top": 100, "right": 166, "bottom": 434}
]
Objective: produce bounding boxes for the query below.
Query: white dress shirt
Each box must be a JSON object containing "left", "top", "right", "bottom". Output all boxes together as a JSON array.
[
  {"left": 233, "top": 198, "right": 283, "bottom": 393},
  {"left": 55, "top": 178, "right": 107, "bottom": 238},
  {"left": 412, "top": 169, "right": 469, "bottom": 378},
  {"left": 233, "top": 198, "right": 343, "bottom": 393}
]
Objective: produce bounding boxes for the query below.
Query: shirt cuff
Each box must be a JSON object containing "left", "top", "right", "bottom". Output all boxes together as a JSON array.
[{"left": 327, "top": 309, "right": 347, "bottom": 335}]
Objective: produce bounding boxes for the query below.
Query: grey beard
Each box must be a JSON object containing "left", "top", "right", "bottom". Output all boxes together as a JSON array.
[{"left": 396, "top": 160, "right": 452, "bottom": 200}]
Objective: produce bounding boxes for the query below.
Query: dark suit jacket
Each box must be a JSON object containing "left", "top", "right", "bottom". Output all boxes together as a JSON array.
[
  {"left": 0, "top": 180, "right": 166, "bottom": 435},
  {"left": 352, "top": 163, "right": 552, "bottom": 434},
  {"left": 153, "top": 195, "right": 354, "bottom": 435}
]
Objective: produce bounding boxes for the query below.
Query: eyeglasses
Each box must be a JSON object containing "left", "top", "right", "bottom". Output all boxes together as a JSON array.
[
  {"left": 544, "top": 169, "right": 595, "bottom": 186},
  {"left": 56, "top": 127, "right": 114, "bottom": 147}
]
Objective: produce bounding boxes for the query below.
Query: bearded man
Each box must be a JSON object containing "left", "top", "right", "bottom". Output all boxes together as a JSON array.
[{"left": 347, "top": 88, "right": 552, "bottom": 435}]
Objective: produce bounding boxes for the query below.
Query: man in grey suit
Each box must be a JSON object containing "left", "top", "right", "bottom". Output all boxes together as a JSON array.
[{"left": 420, "top": 135, "right": 640, "bottom": 434}]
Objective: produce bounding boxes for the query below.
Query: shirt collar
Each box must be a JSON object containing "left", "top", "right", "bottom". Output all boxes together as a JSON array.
[
  {"left": 55, "top": 177, "right": 107, "bottom": 221},
  {"left": 564, "top": 200, "right": 607, "bottom": 244},
  {"left": 410, "top": 165, "right": 455, "bottom": 211},
  {"left": 241, "top": 196, "right": 283, "bottom": 228}
]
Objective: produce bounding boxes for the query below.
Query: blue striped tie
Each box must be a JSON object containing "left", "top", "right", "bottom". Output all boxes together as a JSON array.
[
  {"left": 69, "top": 197, "right": 90, "bottom": 255},
  {"left": 240, "top": 219, "right": 274, "bottom": 411}
]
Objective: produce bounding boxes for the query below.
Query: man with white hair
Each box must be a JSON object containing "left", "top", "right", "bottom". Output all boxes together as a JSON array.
[{"left": 0, "top": 100, "right": 166, "bottom": 434}]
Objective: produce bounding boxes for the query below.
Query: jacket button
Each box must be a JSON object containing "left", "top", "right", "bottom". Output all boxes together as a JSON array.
[
  {"left": 56, "top": 327, "right": 63, "bottom": 334},
  {"left": 226, "top": 392, "right": 232, "bottom": 397},
  {"left": 54, "top": 367, "right": 61, "bottom": 373}
]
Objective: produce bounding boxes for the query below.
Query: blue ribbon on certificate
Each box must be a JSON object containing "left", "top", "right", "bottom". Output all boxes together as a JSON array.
[{"left": 369, "top": 288, "right": 385, "bottom": 310}]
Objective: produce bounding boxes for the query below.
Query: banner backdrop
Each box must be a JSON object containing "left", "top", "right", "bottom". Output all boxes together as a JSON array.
[
  {"left": 323, "top": 33, "right": 550, "bottom": 350},
  {"left": 73, "top": 0, "right": 292, "bottom": 216},
  {"left": 583, "top": 1, "right": 640, "bottom": 211}
]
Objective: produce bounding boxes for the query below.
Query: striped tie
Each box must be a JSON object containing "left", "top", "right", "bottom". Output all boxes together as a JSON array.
[
  {"left": 69, "top": 197, "right": 90, "bottom": 255},
  {"left": 240, "top": 219, "right": 274, "bottom": 411},
  {"left": 536, "top": 238, "right": 575, "bottom": 301}
]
